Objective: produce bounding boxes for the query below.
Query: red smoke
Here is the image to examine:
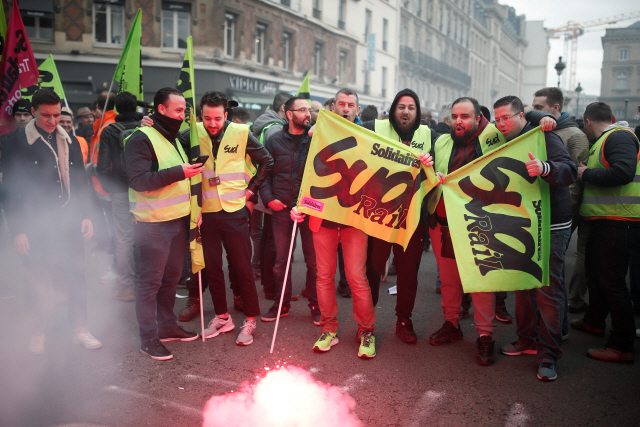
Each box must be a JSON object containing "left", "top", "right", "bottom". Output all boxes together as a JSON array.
[{"left": 202, "top": 366, "right": 363, "bottom": 427}]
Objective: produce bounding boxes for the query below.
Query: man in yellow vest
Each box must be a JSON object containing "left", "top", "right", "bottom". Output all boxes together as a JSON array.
[
  {"left": 572, "top": 101, "right": 640, "bottom": 364},
  {"left": 361, "top": 88, "right": 437, "bottom": 343},
  {"left": 194, "top": 91, "right": 274, "bottom": 346},
  {"left": 125, "top": 88, "right": 204, "bottom": 361}
]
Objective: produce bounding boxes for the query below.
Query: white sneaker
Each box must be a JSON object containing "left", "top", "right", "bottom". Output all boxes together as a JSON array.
[
  {"left": 100, "top": 270, "right": 118, "bottom": 283},
  {"left": 28, "top": 333, "right": 45, "bottom": 355},
  {"left": 74, "top": 328, "right": 102, "bottom": 350},
  {"left": 236, "top": 319, "right": 256, "bottom": 346},
  {"left": 203, "top": 315, "right": 235, "bottom": 339}
]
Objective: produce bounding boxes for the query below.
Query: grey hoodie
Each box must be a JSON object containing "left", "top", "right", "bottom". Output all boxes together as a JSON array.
[{"left": 252, "top": 109, "right": 287, "bottom": 143}]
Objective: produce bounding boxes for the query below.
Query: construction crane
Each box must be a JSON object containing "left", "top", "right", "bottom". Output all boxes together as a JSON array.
[{"left": 547, "top": 12, "right": 640, "bottom": 92}]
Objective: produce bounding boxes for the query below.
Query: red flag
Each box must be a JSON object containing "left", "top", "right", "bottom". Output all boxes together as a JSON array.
[{"left": 0, "top": 0, "right": 39, "bottom": 135}]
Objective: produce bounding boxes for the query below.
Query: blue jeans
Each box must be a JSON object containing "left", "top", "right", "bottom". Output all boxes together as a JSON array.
[
  {"left": 135, "top": 218, "right": 188, "bottom": 343},
  {"left": 514, "top": 228, "right": 570, "bottom": 363},
  {"left": 271, "top": 210, "right": 318, "bottom": 306}
]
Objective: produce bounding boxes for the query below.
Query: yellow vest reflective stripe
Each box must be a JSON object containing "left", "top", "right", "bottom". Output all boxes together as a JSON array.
[
  {"left": 580, "top": 127, "right": 640, "bottom": 220},
  {"left": 428, "top": 123, "right": 506, "bottom": 213},
  {"left": 373, "top": 120, "right": 433, "bottom": 152},
  {"left": 201, "top": 122, "right": 256, "bottom": 213},
  {"left": 125, "top": 127, "right": 190, "bottom": 222}
]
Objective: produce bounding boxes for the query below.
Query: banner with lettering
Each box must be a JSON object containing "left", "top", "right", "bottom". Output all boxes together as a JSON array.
[
  {"left": 0, "top": 0, "right": 39, "bottom": 135},
  {"left": 441, "top": 127, "right": 550, "bottom": 292},
  {"left": 297, "top": 109, "right": 438, "bottom": 249},
  {"left": 21, "top": 54, "right": 66, "bottom": 102}
]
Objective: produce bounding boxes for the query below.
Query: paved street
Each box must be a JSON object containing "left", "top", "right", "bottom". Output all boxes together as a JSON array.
[{"left": 0, "top": 222, "right": 639, "bottom": 427}]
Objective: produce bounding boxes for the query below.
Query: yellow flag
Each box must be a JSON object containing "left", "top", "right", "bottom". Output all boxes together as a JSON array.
[
  {"left": 296, "top": 71, "right": 311, "bottom": 106},
  {"left": 177, "top": 36, "right": 195, "bottom": 131}
]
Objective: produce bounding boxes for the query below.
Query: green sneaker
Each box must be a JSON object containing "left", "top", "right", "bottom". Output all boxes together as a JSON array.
[
  {"left": 358, "top": 330, "right": 376, "bottom": 359},
  {"left": 312, "top": 332, "right": 339, "bottom": 352}
]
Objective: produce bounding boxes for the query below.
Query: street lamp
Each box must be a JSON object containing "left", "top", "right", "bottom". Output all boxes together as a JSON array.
[
  {"left": 624, "top": 98, "right": 629, "bottom": 122},
  {"left": 575, "top": 83, "right": 582, "bottom": 117},
  {"left": 554, "top": 56, "right": 566, "bottom": 89}
]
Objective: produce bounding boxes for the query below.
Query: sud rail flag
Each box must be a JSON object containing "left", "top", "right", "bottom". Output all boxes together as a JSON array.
[
  {"left": 177, "top": 36, "right": 196, "bottom": 131},
  {"left": 441, "top": 127, "right": 551, "bottom": 293},
  {"left": 297, "top": 109, "right": 438, "bottom": 249}
]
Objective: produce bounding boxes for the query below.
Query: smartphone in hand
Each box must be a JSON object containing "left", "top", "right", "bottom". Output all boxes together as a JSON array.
[{"left": 189, "top": 155, "right": 210, "bottom": 166}]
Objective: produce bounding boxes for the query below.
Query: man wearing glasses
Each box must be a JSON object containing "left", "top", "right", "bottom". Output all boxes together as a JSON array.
[{"left": 260, "top": 96, "right": 320, "bottom": 325}]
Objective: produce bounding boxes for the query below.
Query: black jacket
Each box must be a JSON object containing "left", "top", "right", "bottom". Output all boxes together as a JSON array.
[
  {"left": 434, "top": 122, "right": 450, "bottom": 136},
  {"left": 260, "top": 123, "right": 311, "bottom": 209},
  {"left": 582, "top": 125, "right": 639, "bottom": 188},
  {"left": 96, "top": 113, "right": 140, "bottom": 194},
  {"left": 176, "top": 121, "right": 274, "bottom": 202}
]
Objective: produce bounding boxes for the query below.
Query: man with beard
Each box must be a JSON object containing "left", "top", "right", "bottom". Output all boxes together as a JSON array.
[
  {"left": 189, "top": 91, "right": 273, "bottom": 346},
  {"left": 428, "top": 97, "right": 509, "bottom": 365},
  {"left": 260, "top": 96, "right": 320, "bottom": 324},
  {"left": 360, "top": 88, "right": 438, "bottom": 343},
  {"left": 125, "top": 88, "right": 204, "bottom": 360}
]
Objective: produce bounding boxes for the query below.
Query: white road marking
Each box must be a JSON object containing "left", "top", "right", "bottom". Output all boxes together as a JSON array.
[
  {"left": 340, "top": 374, "right": 367, "bottom": 393},
  {"left": 183, "top": 374, "right": 239, "bottom": 387},
  {"left": 104, "top": 385, "right": 202, "bottom": 416},
  {"left": 505, "top": 403, "right": 529, "bottom": 427},
  {"left": 403, "top": 390, "right": 445, "bottom": 427}
]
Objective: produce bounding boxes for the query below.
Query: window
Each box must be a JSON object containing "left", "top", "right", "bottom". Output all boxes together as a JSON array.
[
  {"left": 415, "top": 30, "right": 420, "bottom": 52},
  {"left": 365, "top": 9, "right": 372, "bottom": 43},
  {"left": 281, "top": 0, "right": 291, "bottom": 6},
  {"left": 224, "top": 13, "right": 237, "bottom": 58},
  {"left": 314, "top": 42, "right": 323, "bottom": 77},
  {"left": 22, "top": 10, "right": 54, "bottom": 42},
  {"left": 255, "top": 23, "right": 267, "bottom": 65},
  {"left": 616, "top": 71, "right": 627, "bottom": 90},
  {"left": 162, "top": 2, "right": 191, "bottom": 50},
  {"left": 339, "top": 51, "right": 347, "bottom": 82},
  {"left": 283, "top": 32, "right": 293, "bottom": 70},
  {"left": 313, "top": 0, "right": 322, "bottom": 20},
  {"left": 416, "top": 0, "right": 423, "bottom": 18},
  {"left": 93, "top": 1, "right": 125, "bottom": 46},
  {"left": 382, "top": 67, "right": 387, "bottom": 98},
  {"left": 619, "top": 49, "right": 628, "bottom": 61},
  {"left": 338, "top": 0, "right": 346, "bottom": 30},
  {"left": 383, "top": 19, "right": 388, "bottom": 51}
]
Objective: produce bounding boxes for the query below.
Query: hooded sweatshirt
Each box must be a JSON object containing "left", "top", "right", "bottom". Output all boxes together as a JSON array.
[{"left": 252, "top": 109, "right": 287, "bottom": 144}]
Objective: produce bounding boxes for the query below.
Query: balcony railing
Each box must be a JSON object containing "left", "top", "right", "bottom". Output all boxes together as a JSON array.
[{"left": 399, "top": 45, "right": 471, "bottom": 86}]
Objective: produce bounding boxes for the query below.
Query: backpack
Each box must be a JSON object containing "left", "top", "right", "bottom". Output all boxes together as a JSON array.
[{"left": 112, "top": 122, "right": 139, "bottom": 174}]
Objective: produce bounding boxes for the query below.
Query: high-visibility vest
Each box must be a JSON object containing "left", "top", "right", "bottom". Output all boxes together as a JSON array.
[
  {"left": 200, "top": 122, "right": 256, "bottom": 213},
  {"left": 374, "top": 120, "right": 433, "bottom": 152},
  {"left": 259, "top": 121, "right": 283, "bottom": 144},
  {"left": 428, "top": 123, "right": 506, "bottom": 213},
  {"left": 580, "top": 127, "right": 640, "bottom": 220},
  {"left": 125, "top": 126, "right": 191, "bottom": 222}
]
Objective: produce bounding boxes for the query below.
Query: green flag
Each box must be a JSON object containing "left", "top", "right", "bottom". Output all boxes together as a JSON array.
[
  {"left": 114, "top": 9, "right": 143, "bottom": 100},
  {"left": 441, "top": 127, "right": 550, "bottom": 293},
  {"left": 21, "top": 54, "right": 66, "bottom": 102},
  {"left": 0, "top": 5, "right": 7, "bottom": 63},
  {"left": 296, "top": 71, "right": 311, "bottom": 106},
  {"left": 177, "top": 36, "right": 195, "bottom": 131}
]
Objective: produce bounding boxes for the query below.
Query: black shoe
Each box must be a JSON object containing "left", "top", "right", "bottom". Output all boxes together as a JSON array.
[
  {"left": 476, "top": 335, "right": 495, "bottom": 366},
  {"left": 177, "top": 277, "right": 189, "bottom": 289},
  {"left": 495, "top": 305, "right": 513, "bottom": 324},
  {"left": 568, "top": 304, "right": 589, "bottom": 314},
  {"left": 337, "top": 284, "right": 351, "bottom": 298},
  {"left": 429, "top": 321, "right": 463, "bottom": 346},
  {"left": 261, "top": 304, "right": 290, "bottom": 322},
  {"left": 233, "top": 295, "right": 244, "bottom": 312},
  {"left": 435, "top": 287, "right": 441, "bottom": 294},
  {"left": 396, "top": 318, "right": 418, "bottom": 343},
  {"left": 140, "top": 339, "right": 173, "bottom": 360},
  {"left": 570, "top": 318, "right": 605, "bottom": 337},
  {"left": 159, "top": 326, "right": 199, "bottom": 342},
  {"left": 178, "top": 297, "right": 200, "bottom": 322}
]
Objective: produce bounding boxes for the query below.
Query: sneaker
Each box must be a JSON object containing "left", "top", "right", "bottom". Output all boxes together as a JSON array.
[
  {"left": 140, "top": 339, "right": 173, "bottom": 361},
  {"left": 570, "top": 318, "right": 605, "bottom": 337},
  {"left": 429, "top": 321, "right": 463, "bottom": 346},
  {"left": 358, "top": 330, "right": 376, "bottom": 359},
  {"left": 435, "top": 287, "right": 441, "bottom": 295},
  {"left": 459, "top": 305, "right": 470, "bottom": 319},
  {"left": 309, "top": 304, "right": 321, "bottom": 326},
  {"left": 495, "top": 305, "right": 513, "bottom": 324},
  {"left": 337, "top": 284, "right": 352, "bottom": 298},
  {"left": 476, "top": 335, "right": 495, "bottom": 366},
  {"left": 233, "top": 295, "right": 244, "bottom": 312},
  {"left": 312, "top": 332, "right": 339, "bottom": 352},
  {"left": 290, "top": 294, "right": 299, "bottom": 302},
  {"left": 301, "top": 286, "right": 310, "bottom": 298},
  {"left": 74, "top": 328, "right": 102, "bottom": 350},
  {"left": 537, "top": 362, "right": 558, "bottom": 381},
  {"left": 501, "top": 341, "right": 537, "bottom": 356},
  {"left": 178, "top": 297, "right": 200, "bottom": 322},
  {"left": 396, "top": 317, "right": 418, "bottom": 344},
  {"left": 159, "top": 326, "right": 199, "bottom": 342},
  {"left": 114, "top": 286, "right": 135, "bottom": 302},
  {"left": 28, "top": 333, "right": 45, "bottom": 355},
  {"left": 203, "top": 315, "right": 235, "bottom": 339},
  {"left": 261, "top": 304, "right": 290, "bottom": 322},
  {"left": 586, "top": 347, "right": 634, "bottom": 364},
  {"left": 100, "top": 270, "right": 118, "bottom": 283},
  {"left": 568, "top": 304, "right": 588, "bottom": 314},
  {"left": 562, "top": 331, "right": 570, "bottom": 341},
  {"left": 236, "top": 319, "right": 257, "bottom": 346}
]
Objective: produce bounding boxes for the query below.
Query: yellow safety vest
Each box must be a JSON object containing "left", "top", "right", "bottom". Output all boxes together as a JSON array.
[
  {"left": 125, "top": 127, "right": 190, "bottom": 222},
  {"left": 374, "top": 120, "right": 433, "bottom": 152},
  {"left": 428, "top": 123, "right": 506, "bottom": 213},
  {"left": 580, "top": 127, "right": 640, "bottom": 220},
  {"left": 200, "top": 122, "right": 256, "bottom": 213}
]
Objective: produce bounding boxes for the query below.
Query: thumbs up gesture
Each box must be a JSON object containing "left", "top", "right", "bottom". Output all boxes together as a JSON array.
[{"left": 526, "top": 152, "right": 544, "bottom": 177}]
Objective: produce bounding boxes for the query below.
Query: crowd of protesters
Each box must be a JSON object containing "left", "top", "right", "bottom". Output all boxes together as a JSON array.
[{"left": 1, "top": 84, "right": 638, "bottom": 382}]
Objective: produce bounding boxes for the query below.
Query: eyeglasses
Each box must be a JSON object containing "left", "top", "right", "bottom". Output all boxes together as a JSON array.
[
  {"left": 289, "top": 107, "right": 311, "bottom": 114},
  {"left": 495, "top": 113, "right": 520, "bottom": 124}
]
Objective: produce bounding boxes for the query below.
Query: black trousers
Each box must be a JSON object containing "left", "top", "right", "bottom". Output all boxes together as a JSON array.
[
  {"left": 201, "top": 209, "right": 260, "bottom": 317},
  {"left": 259, "top": 213, "right": 276, "bottom": 296}
]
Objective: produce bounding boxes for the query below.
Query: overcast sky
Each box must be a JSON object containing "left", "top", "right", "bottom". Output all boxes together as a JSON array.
[{"left": 499, "top": 0, "right": 640, "bottom": 96}]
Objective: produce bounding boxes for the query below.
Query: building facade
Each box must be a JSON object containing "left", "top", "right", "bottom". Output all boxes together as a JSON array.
[
  {"left": 599, "top": 21, "right": 640, "bottom": 123},
  {"left": 521, "top": 20, "right": 550, "bottom": 105}
]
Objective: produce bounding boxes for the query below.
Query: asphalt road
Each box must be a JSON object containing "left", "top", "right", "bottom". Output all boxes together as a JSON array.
[{"left": 0, "top": 222, "right": 639, "bottom": 427}]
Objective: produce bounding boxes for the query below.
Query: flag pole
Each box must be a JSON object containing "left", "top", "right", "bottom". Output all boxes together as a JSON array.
[
  {"left": 63, "top": 98, "right": 76, "bottom": 136},
  {"left": 199, "top": 270, "right": 205, "bottom": 342},
  {"left": 90, "top": 80, "right": 114, "bottom": 163},
  {"left": 269, "top": 220, "right": 298, "bottom": 354}
]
